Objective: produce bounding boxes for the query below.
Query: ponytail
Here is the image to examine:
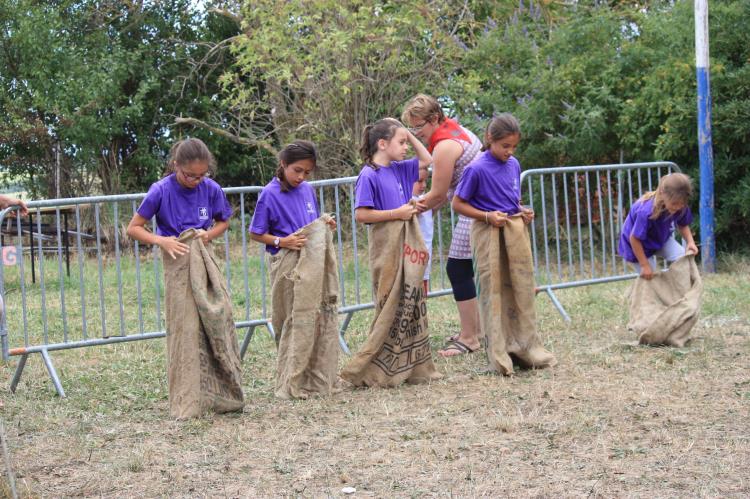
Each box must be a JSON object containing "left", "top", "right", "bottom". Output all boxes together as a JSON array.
[
  {"left": 359, "top": 118, "right": 402, "bottom": 170},
  {"left": 359, "top": 124, "right": 377, "bottom": 167}
]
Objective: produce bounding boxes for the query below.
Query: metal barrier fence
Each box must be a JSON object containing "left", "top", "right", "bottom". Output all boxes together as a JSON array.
[
  {"left": 0, "top": 161, "right": 678, "bottom": 396},
  {"left": 0, "top": 176, "right": 455, "bottom": 397}
]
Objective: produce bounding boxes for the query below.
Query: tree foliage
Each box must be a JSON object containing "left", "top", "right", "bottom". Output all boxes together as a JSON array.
[
  {"left": 220, "top": 0, "right": 468, "bottom": 177},
  {"left": 0, "top": 0, "right": 252, "bottom": 196},
  {"left": 1, "top": 0, "right": 748, "bottom": 248},
  {"left": 449, "top": 0, "right": 750, "bottom": 249}
]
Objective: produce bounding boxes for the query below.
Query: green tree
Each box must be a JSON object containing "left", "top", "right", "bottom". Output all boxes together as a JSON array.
[
  {"left": 0, "top": 0, "right": 247, "bottom": 196},
  {"left": 211, "top": 0, "right": 466, "bottom": 177}
]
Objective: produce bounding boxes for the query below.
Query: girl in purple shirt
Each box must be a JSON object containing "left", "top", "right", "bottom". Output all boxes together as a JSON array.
[
  {"left": 127, "top": 138, "right": 233, "bottom": 258},
  {"left": 452, "top": 114, "right": 533, "bottom": 228},
  {"left": 250, "top": 140, "right": 334, "bottom": 252},
  {"left": 450, "top": 114, "right": 535, "bottom": 356},
  {"left": 618, "top": 173, "right": 698, "bottom": 280},
  {"left": 354, "top": 118, "right": 432, "bottom": 224}
]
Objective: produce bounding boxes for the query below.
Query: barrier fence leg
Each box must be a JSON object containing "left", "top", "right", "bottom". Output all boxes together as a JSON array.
[
  {"left": 40, "top": 349, "right": 66, "bottom": 398},
  {"left": 0, "top": 418, "right": 18, "bottom": 499},
  {"left": 8, "top": 354, "right": 28, "bottom": 394},
  {"left": 544, "top": 288, "right": 571, "bottom": 323},
  {"left": 239, "top": 326, "right": 255, "bottom": 360},
  {"left": 338, "top": 312, "right": 353, "bottom": 355},
  {"left": 265, "top": 322, "right": 275, "bottom": 342}
]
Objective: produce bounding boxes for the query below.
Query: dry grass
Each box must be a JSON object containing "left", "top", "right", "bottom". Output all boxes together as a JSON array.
[{"left": 1, "top": 260, "right": 749, "bottom": 498}]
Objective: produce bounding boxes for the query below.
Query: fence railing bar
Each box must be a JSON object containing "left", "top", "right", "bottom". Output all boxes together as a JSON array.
[
  {"left": 260, "top": 243, "right": 268, "bottom": 319},
  {"left": 551, "top": 173, "right": 562, "bottom": 280},
  {"left": 540, "top": 174, "right": 551, "bottom": 284},
  {"left": 151, "top": 218, "right": 162, "bottom": 332},
  {"left": 527, "top": 176, "right": 539, "bottom": 275},
  {"left": 75, "top": 205, "right": 88, "bottom": 340},
  {"left": 596, "top": 171, "right": 607, "bottom": 274},
  {"left": 113, "top": 203, "right": 125, "bottom": 337},
  {"left": 95, "top": 204, "right": 107, "bottom": 338},
  {"left": 436, "top": 207, "right": 446, "bottom": 290},
  {"left": 53, "top": 207, "right": 69, "bottom": 342},
  {"left": 349, "top": 184, "right": 361, "bottom": 304},
  {"left": 606, "top": 171, "right": 617, "bottom": 275},
  {"left": 562, "top": 173, "right": 574, "bottom": 277},
  {"left": 240, "top": 193, "right": 251, "bottom": 323},
  {"left": 132, "top": 200, "right": 145, "bottom": 335},
  {"left": 224, "top": 220, "right": 232, "bottom": 295},
  {"left": 573, "top": 172, "right": 584, "bottom": 276},
  {"left": 637, "top": 168, "right": 643, "bottom": 200},
  {"left": 34, "top": 208, "right": 49, "bottom": 344},
  {"left": 584, "top": 172, "right": 595, "bottom": 278},
  {"left": 334, "top": 186, "right": 346, "bottom": 307},
  {"left": 618, "top": 170, "right": 627, "bottom": 274}
]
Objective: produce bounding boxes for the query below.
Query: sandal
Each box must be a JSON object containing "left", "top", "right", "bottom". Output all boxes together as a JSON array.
[{"left": 438, "top": 339, "right": 479, "bottom": 358}]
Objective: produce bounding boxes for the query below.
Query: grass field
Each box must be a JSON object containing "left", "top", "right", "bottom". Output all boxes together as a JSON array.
[{"left": 1, "top": 255, "right": 749, "bottom": 497}]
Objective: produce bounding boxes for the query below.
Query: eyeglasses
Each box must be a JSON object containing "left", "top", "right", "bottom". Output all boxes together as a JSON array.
[
  {"left": 409, "top": 121, "right": 428, "bottom": 133},
  {"left": 179, "top": 168, "right": 211, "bottom": 182}
]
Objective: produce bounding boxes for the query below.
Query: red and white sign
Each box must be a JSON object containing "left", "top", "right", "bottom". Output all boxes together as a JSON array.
[{"left": 2, "top": 246, "right": 18, "bottom": 266}]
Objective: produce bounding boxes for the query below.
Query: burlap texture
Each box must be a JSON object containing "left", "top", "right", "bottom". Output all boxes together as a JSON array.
[
  {"left": 627, "top": 254, "right": 702, "bottom": 347},
  {"left": 270, "top": 215, "right": 340, "bottom": 399},
  {"left": 340, "top": 217, "right": 441, "bottom": 387},
  {"left": 162, "top": 229, "right": 244, "bottom": 419},
  {"left": 471, "top": 216, "right": 556, "bottom": 375}
]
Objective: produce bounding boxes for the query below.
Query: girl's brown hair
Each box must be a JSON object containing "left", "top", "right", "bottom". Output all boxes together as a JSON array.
[
  {"left": 481, "top": 113, "right": 521, "bottom": 152},
  {"left": 401, "top": 94, "right": 446, "bottom": 128},
  {"left": 165, "top": 138, "right": 216, "bottom": 177},
  {"left": 641, "top": 172, "right": 693, "bottom": 219},
  {"left": 276, "top": 140, "right": 317, "bottom": 192},
  {"left": 359, "top": 118, "right": 403, "bottom": 170}
]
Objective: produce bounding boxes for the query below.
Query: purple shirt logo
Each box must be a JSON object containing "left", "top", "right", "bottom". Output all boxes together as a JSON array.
[
  {"left": 199, "top": 207, "right": 208, "bottom": 220},
  {"left": 306, "top": 201, "right": 315, "bottom": 214}
]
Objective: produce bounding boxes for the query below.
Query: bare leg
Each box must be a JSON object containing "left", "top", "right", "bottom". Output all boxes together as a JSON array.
[{"left": 439, "top": 298, "right": 481, "bottom": 357}]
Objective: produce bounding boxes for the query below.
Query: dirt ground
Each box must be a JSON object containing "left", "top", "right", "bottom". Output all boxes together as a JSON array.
[{"left": 1, "top": 272, "right": 749, "bottom": 498}]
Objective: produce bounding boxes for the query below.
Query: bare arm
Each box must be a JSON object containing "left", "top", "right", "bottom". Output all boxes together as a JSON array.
[
  {"left": 678, "top": 225, "right": 698, "bottom": 255},
  {"left": 451, "top": 196, "right": 507, "bottom": 227},
  {"left": 405, "top": 129, "right": 432, "bottom": 169},
  {"left": 126, "top": 213, "right": 189, "bottom": 259},
  {"left": 0, "top": 194, "right": 28, "bottom": 216},
  {"left": 419, "top": 140, "right": 463, "bottom": 210},
  {"left": 355, "top": 203, "right": 417, "bottom": 224},
  {"left": 250, "top": 231, "right": 308, "bottom": 251},
  {"left": 200, "top": 219, "right": 229, "bottom": 243},
  {"left": 629, "top": 233, "right": 653, "bottom": 280}
]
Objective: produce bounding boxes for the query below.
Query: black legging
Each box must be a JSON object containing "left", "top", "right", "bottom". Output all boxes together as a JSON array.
[{"left": 446, "top": 257, "right": 476, "bottom": 301}]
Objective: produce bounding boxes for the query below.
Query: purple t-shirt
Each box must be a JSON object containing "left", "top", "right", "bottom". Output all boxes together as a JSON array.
[
  {"left": 136, "top": 174, "right": 233, "bottom": 237},
  {"left": 354, "top": 158, "right": 419, "bottom": 211},
  {"left": 618, "top": 197, "right": 693, "bottom": 262},
  {"left": 250, "top": 177, "right": 319, "bottom": 254},
  {"left": 454, "top": 151, "right": 521, "bottom": 215}
]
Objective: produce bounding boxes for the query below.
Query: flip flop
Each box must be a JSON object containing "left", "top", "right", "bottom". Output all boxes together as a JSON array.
[{"left": 438, "top": 339, "right": 478, "bottom": 358}]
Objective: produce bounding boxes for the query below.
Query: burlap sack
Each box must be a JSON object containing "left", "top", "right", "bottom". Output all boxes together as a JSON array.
[
  {"left": 627, "top": 254, "right": 702, "bottom": 347},
  {"left": 340, "top": 217, "right": 441, "bottom": 387},
  {"left": 162, "top": 229, "right": 244, "bottom": 419},
  {"left": 471, "top": 216, "right": 556, "bottom": 375},
  {"left": 270, "top": 215, "right": 340, "bottom": 399}
]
